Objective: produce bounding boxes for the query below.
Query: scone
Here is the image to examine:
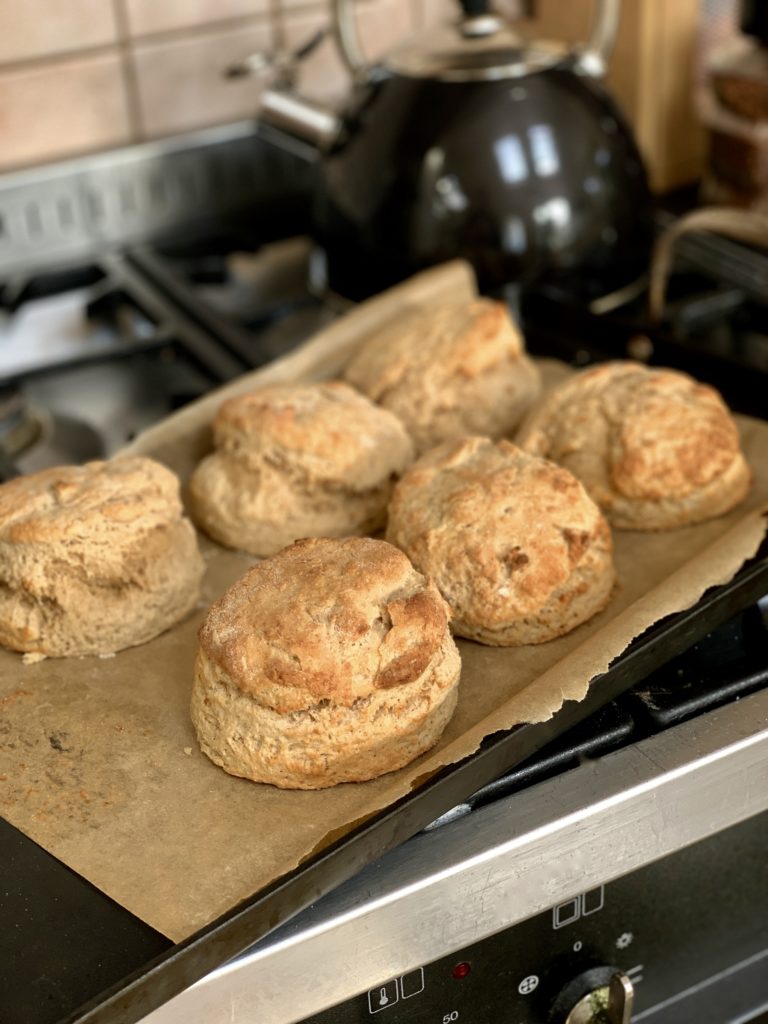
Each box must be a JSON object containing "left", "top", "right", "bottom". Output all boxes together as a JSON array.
[
  {"left": 518, "top": 362, "right": 751, "bottom": 530},
  {"left": 188, "top": 381, "right": 414, "bottom": 556},
  {"left": 191, "top": 537, "right": 461, "bottom": 789},
  {"left": 344, "top": 298, "right": 540, "bottom": 455},
  {"left": 386, "top": 437, "right": 615, "bottom": 646},
  {"left": 0, "top": 457, "right": 204, "bottom": 657}
]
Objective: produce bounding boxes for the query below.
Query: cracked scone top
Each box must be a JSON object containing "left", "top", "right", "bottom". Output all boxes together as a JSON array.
[
  {"left": 0, "top": 457, "right": 204, "bottom": 657},
  {"left": 188, "top": 380, "right": 414, "bottom": 556},
  {"left": 518, "top": 362, "right": 751, "bottom": 530},
  {"left": 191, "top": 536, "right": 461, "bottom": 789},
  {"left": 343, "top": 298, "right": 541, "bottom": 455},
  {"left": 386, "top": 437, "right": 615, "bottom": 646}
]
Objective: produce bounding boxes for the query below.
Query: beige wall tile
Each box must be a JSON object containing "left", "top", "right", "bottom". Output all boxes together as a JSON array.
[
  {"left": 417, "top": 0, "right": 450, "bottom": 28},
  {"left": 0, "top": 0, "right": 118, "bottom": 65},
  {"left": 0, "top": 53, "right": 131, "bottom": 171},
  {"left": 279, "top": 0, "right": 331, "bottom": 11},
  {"left": 124, "top": 0, "right": 269, "bottom": 38},
  {"left": 131, "top": 22, "right": 272, "bottom": 137},
  {"left": 355, "top": 0, "right": 415, "bottom": 60}
]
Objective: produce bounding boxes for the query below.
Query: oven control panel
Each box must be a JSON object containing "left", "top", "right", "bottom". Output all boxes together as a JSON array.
[{"left": 299, "top": 812, "right": 768, "bottom": 1024}]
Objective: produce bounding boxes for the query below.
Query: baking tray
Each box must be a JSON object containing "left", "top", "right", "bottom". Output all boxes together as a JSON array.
[
  {"left": 62, "top": 537, "right": 768, "bottom": 1024},
  {"left": 2, "top": 258, "right": 766, "bottom": 1024}
]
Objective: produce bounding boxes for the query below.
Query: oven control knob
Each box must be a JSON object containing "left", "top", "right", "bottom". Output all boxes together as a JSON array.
[{"left": 551, "top": 968, "right": 634, "bottom": 1024}]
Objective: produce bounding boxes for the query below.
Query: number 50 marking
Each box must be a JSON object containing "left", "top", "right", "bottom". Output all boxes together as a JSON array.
[{"left": 443, "top": 1011, "right": 459, "bottom": 1023}]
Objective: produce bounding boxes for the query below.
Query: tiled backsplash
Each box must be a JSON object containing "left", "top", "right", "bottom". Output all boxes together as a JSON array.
[
  {"left": 0, "top": 0, "right": 705, "bottom": 192},
  {"left": 0, "top": 0, "right": 423, "bottom": 172}
]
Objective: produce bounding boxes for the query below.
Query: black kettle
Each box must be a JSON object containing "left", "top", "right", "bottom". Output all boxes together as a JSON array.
[{"left": 247, "top": 0, "right": 653, "bottom": 301}]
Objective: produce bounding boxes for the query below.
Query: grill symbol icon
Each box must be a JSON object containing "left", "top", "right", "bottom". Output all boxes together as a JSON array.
[{"left": 518, "top": 975, "right": 540, "bottom": 995}]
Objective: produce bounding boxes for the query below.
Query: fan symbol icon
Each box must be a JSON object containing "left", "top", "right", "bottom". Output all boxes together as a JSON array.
[{"left": 616, "top": 932, "right": 634, "bottom": 950}]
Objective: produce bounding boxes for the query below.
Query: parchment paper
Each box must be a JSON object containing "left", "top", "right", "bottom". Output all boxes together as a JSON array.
[{"left": 0, "top": 262, "right": 766, "bottom": 942}]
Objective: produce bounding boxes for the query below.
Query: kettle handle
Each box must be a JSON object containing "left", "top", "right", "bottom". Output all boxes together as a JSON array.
[
  {"left": 332, "top": 0, "right": 367, "bottom": 80},
  {"left": 579, "top": 0, "right": 621, "bottom": 77},
  {"left": 332, "top": 0, "right": 621, "bottom": 81}
]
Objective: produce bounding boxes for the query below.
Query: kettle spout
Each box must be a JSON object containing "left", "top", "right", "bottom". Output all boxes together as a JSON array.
[{"left": 259, "top": 89, "right": 342, "bottom": 152}]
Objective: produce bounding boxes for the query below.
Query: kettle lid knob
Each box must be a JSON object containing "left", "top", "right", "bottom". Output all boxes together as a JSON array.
[
  {"left": 457, "top": 0, "right": 505, "bottom": 39},
  {"left": 331, "top": 0, "right": 621, "bottom": 82}
]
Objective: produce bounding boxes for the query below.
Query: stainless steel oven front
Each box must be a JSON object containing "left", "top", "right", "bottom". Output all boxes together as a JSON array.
[{"left": 143, "top": 686, "right": 768, "bottom": 1024}]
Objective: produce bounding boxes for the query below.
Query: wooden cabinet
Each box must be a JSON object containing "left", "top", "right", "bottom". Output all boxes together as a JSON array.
[{"left": 520, "top": 0, "right": 705, "bottom": 192}]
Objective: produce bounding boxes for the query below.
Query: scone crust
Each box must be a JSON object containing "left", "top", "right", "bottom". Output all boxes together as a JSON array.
[
  {"left": 0, "top": 457, "right": 204, "bottom": 657},
  {"left": 344, "top": 299, "right": 541, "bottom": 454},
  {"left": 519, "top": 361, "right": 751, "bottom": 530},
  {"left": 191, "top": 536, "right": 461, "bottom": 788},
  {"left": 386, "top": 437, "right": 615, "bottom": 646},
  {"left": 188, "top": 381, "right": 414, "bottom": 556}
]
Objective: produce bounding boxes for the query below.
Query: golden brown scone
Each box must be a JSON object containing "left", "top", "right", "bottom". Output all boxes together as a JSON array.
[
  {"left": 191, "top": 536, "right": 461, "bottom": 789},
  {"left": 188, "top": 381, "right": 414, "bottom": 556},
  {"left": 386, "top": 437, "right": 615, "bottom": 646},
  {"left": 343, "top": 298, "right": 540, "bottom": 455},
  {"left": 518, "top": 362, "right": 751, "bottom": 530},
  {"left": 0, "top": 457, "right": 204, "bottom": 657}
]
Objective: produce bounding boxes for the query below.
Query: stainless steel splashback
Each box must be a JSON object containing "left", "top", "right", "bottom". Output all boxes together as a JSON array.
[{"left": 0, "top": 122, "right": 313, "bottom": 277}]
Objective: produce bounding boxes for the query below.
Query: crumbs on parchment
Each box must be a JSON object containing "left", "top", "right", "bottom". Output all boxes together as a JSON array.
[{"left": 21, "top": 652, "right": 47, "bottom": 666}]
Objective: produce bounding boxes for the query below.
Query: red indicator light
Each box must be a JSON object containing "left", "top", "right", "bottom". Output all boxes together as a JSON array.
[{"left": 452, "top": 962, "right": 472, "bottom": 979}]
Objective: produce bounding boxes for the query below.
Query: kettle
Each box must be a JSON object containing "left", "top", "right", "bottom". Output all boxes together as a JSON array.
[{"left": 241, "top": 0, "right": 653, "bottom": 301}]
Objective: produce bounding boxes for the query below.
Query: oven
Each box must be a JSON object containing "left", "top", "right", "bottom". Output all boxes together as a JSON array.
[
  {"left": 145, "top": 683, "right": 768, "bottom": 1024},
  {"left": 0, "top": 123, "right": 767, "bottom": 1024}
]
